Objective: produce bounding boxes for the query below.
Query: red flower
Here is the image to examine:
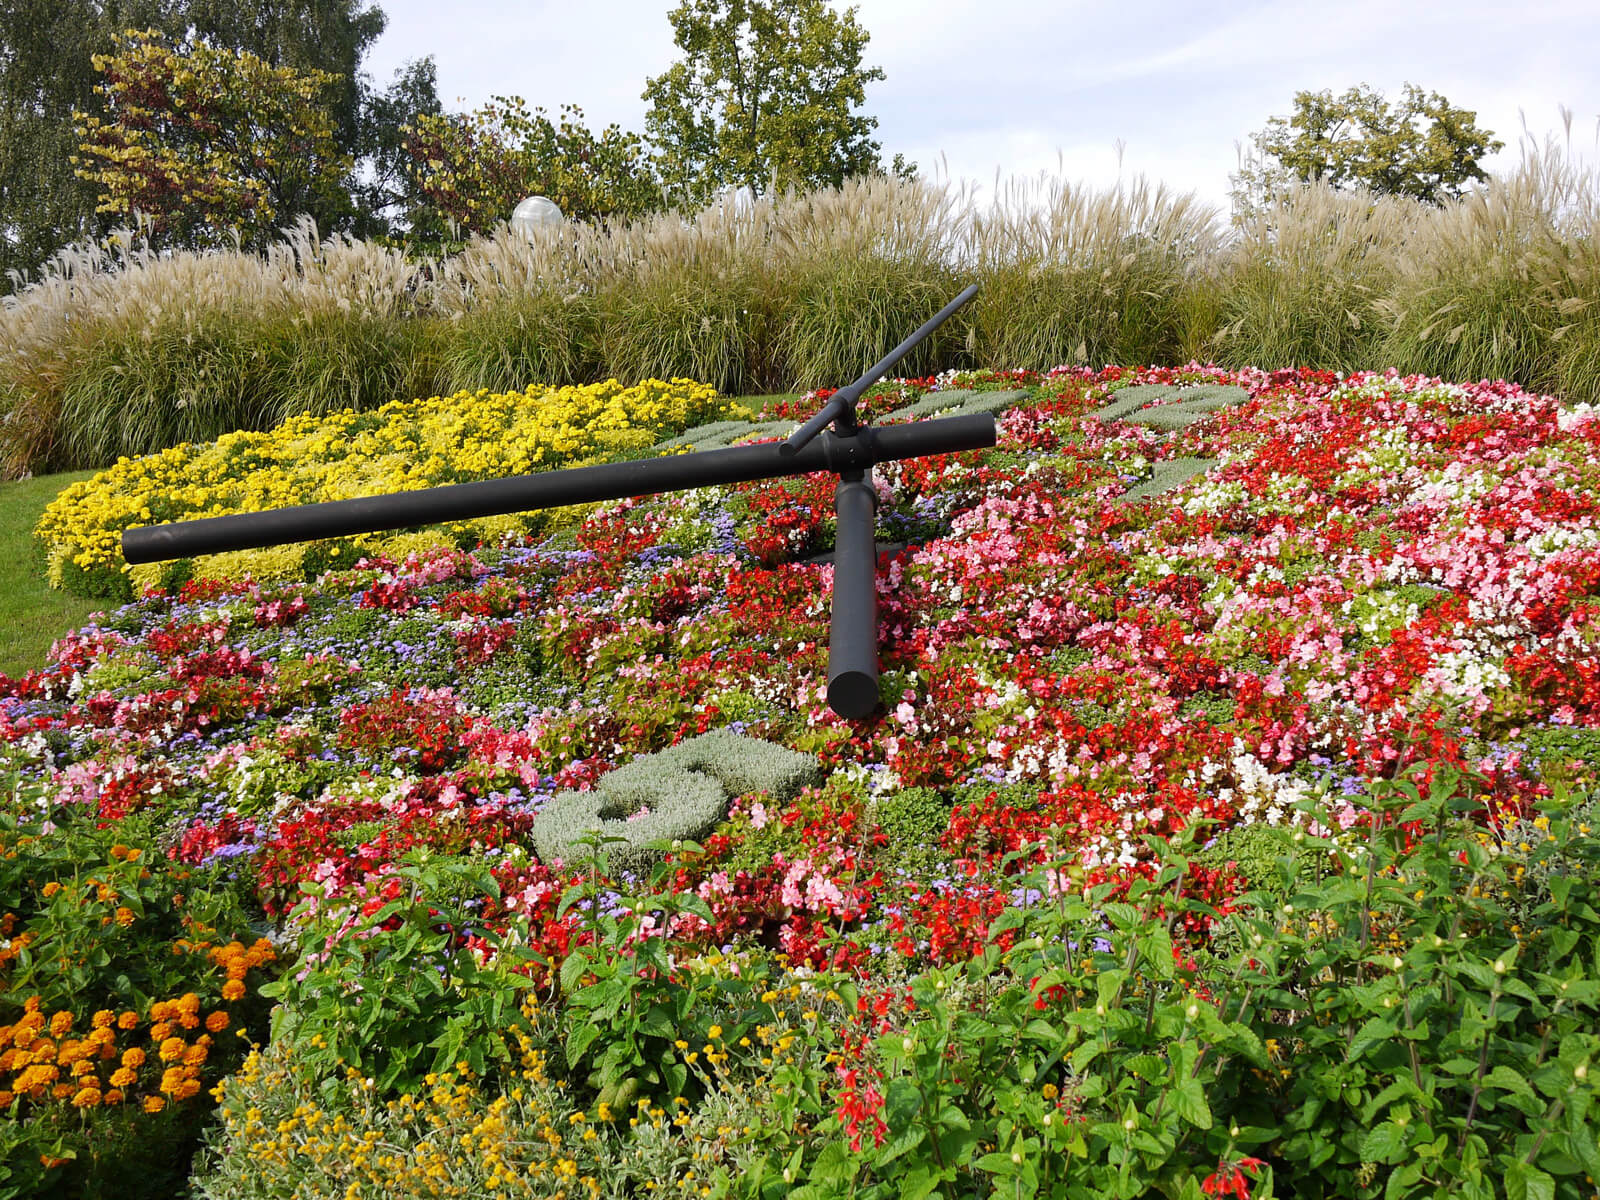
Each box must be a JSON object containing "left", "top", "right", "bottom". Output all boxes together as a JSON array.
[{"left": 1201, "top": 1156, "right": 1265, "bottom": 1199}]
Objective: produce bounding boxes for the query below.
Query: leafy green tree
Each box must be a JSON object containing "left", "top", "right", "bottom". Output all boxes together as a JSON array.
[
  {"left": 355, "top": 56, "right": 443, "bottom": 239},
  {"left": 1233, "top": 83, "right": 1504, "bottom": 212},
  {"left": 73, "top": 28, "right": 353, "bottom": 249},
  {"left": 183, "top": 0, "right": 385, "bottom": 161},
  {"left": 1, "top": 0, "right": 390, "bottom": 286},
  {"left": 0, "top": 0, "right": 173, "bottom": 287},
  {"left": 402, "top": 97, "right": 661, "bottom": 239},
  {"left": 641, "top": 0, "right": 901, "bottom": 208}
]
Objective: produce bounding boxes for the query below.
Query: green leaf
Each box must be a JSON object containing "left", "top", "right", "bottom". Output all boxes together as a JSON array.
[
  {"left": 1168, "top": 1078, "right": 1211, "bottom": 1130},
  {"left": 1346, "top": 1015, "right": 1398, "bottom": 1061},
  {"left": 565, "top": 1019, "right": 600, "bottom": 1066},
  {"left": 883, "top": 1079, "right": 923, "bottom": 1130},
  {"left": 1361, "top": 1123, "right": 1407, "bottom": 1165},
  {"left": 1505, "top": 1162, "right": 1555, "bottom": 1200},
  {"left": 559, "top": 950, "right": 590, "bottom": 993},
  {"left": 1482, "top": 1065, "right": 1536, "bottom": 1101}
]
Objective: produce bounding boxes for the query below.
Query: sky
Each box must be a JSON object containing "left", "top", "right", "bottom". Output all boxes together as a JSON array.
[{"left": 362, "top": 0, "right": 1600, "bottom": 215}]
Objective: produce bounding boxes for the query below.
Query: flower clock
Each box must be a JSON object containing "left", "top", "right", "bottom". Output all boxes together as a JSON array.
[{"left": 2, "top": 362, "right": 1599, "bottom": 1199}]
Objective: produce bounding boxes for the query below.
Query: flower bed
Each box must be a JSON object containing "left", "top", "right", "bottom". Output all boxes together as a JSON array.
[
  {"left": 33, "top": 377, "right": 733, "bottom": 601},
  {"left": 2, "top": 365, "right": 1599, "bottom": 1198}
]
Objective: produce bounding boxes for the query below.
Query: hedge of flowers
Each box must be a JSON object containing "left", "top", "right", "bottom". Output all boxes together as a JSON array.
[
  {"left": 3, "top": 365, "right": 1600, "bottom": 1198},
  {"left": 33, "top": 377, "right": 734, "bottom": 602}
]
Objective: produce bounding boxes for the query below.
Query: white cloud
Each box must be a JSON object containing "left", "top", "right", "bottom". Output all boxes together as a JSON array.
[{"left": 363, "top": 0, "right": 1600, "bottom": 210}]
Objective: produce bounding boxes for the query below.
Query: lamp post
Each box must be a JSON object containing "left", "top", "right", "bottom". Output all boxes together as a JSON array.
[{"left": 510, "top": 196, "right": 563, "bottom": 238}]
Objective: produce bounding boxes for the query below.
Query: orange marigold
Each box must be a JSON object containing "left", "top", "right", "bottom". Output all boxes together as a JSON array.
[
  {"left": 142, "top": 1095, "right": 164, "bottom": 1114},
  {"left": 71, "top": 1086, "right": 101, "bottom": 1108},
  {"left": 121, "top": 1047, "right": 146, "bottom": 1069},
  {"left": 157, "top": 1037, "right": 186, "bottom": 1063},
  {"left": 48, "top": 1012, "right": 72, "bottom": 1038},
  {"left": 110, "top": 1067, "right": 137, "bottom": 1088},
  {"left": 205, "top": 1012, "right": 229, "bottom": 1033},
  {"left": 220, "top": 980, "right": 246, "bottom": 1002},
  {"left": 117, "top": 1011, "right": 139, "bottom": 1030},
  {"left": 91, "top": 1010, "right": 115, "bottom": 1029}
]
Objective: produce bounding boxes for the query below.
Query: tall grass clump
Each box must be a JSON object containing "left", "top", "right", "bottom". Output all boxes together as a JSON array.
[
  {"left": 1527, "top": 122, "right": 1600, "bottom": 404},
  {"left": 1546, "top": 191, "right": 1600, "bottom": 403},
  {"left": 590, "top": 198, "right": 785, "bottom": 395},
  {"left": 431, "top": 222, "right": 605, "bottom": 393},
  {"left": 774, "top": 176, "right": 965, "bottom": 388},
  {"left": 969, "top": 172, "right": 1222, "bottom": 369},
  {"left": 1377, "top": 135, "right": 1586, "bottom": 391},
  {"left": 1212, "top": 179, "right": 1417, "bottom": 371},
  {"left": 0, "top": 220, "right": 432, "bottom": 475}
]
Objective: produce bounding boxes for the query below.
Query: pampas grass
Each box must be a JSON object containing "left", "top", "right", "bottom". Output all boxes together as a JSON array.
[
  {"left": 1, "top": 219, "right": 432, "bottom": 474},
  {"left": 968, "top": 172, "right": 1221, "bottom": 370},
  {"left": 1376, "top": 136, "right": 1581, "bottom": 390},
  {"left": 7, "top": 140, "right": 1600, "bottom": 478},
  {"left": 1212, "top": 180, "right": 1414, "bottom": 371}
]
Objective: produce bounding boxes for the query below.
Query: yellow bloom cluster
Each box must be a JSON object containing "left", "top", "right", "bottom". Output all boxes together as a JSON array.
[
  {"left": 36, "top": 377, "right": 731, "bottom": 596},
  {"left": 210, "top": 999, "right": 611, "bottom": 1199}
]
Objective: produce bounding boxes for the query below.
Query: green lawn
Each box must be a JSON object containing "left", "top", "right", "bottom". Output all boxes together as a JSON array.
[{"left": 0, "top": 469, "right": 105, "bottom": 677}]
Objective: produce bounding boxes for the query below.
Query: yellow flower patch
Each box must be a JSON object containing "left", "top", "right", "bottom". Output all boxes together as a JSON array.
[{"left": 37, "top": 377, "right": 730, "bottom": 596}]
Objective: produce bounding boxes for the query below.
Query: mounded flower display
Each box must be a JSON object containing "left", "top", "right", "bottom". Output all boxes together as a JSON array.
[{"left": 2, "top": 365, "right": 1599, "bottom": 1199}]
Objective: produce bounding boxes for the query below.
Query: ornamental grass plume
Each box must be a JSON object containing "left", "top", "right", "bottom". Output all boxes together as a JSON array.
[
  {"left": 1377, "top": 128, "right": 1590, "bottom": 394},
  {"left": 968, "top": 168, "right": 1223, "bottom": 371},
  {"left": 0, "top": 218, "right": 431, "bottom": 476}
]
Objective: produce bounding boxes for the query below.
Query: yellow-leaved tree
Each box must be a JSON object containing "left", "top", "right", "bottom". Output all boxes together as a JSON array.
[{"left": 73, "top": 28, "right": 353, "bottom": 249}]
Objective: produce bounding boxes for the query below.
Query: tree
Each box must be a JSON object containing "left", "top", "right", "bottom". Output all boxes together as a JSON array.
[
  {"left": 1, "top": 0, "right": 392, "bottom": 286},
  {"left": 0, "top": 0, "right": 174, "bottom": 287},
  {"left": 1233, "top": 83, "right": 1504, "bottom": 212},
  {"left": 73, "top": 29, "right": 353, "bottom": 249},
  {"left": 402, "top": 97, "right": 661, "bottom": 239},
  {"left": 641, "top": 0, "right": 899, "bottom": 209},
  {"left": 355, "top": 56, "right": 443, "bottom": 239},
  {"left": 183, "top": 0, "right": 385, "bottom": 163}
]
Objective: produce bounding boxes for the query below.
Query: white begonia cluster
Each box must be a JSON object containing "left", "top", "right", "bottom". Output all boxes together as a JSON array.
[
  {"left": 1000, "top": 734, "right": 1077, "bottom": 787},
  {"left": 1180, "top": 477, "right": 1247, "bottom": 516},
  {"left": 834, "top": 760, "right": 902, "bottom": 801},
  {"left": 1419, "top": 647, "right": 1512, "bottom": 711},
  {"left": 1199, "top": 745, "right": 1317, "bottom": 828},
  {"left": 1522, "top": 525, "right": 1600, "bottom": 561},
  {"left": 1403, "top": 462, "right": 1498, "bottom": 509},
  {"left": 1556, "top": 402, "right": 1600, "bottom": 431}
]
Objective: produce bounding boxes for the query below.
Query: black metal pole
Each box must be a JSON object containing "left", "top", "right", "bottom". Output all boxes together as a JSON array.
[
  {"left": 122, "top": 413, "right": 996, "bottom": 564},
  {"left": 781, "top": 283, "right": 980, "bottom": 457},
  {"left": 827, "top": 469, "right": 881, "bottom": 720}
]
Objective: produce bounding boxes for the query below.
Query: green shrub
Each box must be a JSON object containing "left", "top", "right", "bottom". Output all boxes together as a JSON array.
[
  {"left": 258, "top": 849, "right": 541, "bottom": 1094},
  {"left": 786, "top": 777, "right": 1600, "bottom": 1200}
]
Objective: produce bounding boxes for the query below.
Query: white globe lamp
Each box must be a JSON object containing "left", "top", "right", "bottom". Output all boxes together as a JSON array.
[{"left": 510, "top": 195, "right": 564, "bottom": 238}]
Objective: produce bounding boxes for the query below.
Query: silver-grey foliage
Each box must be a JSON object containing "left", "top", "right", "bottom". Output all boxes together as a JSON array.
[{"left": 527, "top": 730, "right": 822, "bottom": 874}]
